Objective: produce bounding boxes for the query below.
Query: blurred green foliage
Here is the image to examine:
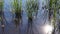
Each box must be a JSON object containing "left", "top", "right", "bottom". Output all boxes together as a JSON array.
[
  {"left": 12, "top": 0, "right": 22, "bottom": 13},
  {"left": 26, "top": 0, "right": 39, "bottom": 18},
  {"left": 12, "top": 0, "right": 22, "bottom": 27},
  {"left": 49, "top": 0, "right": 60, "bottom": 33},
  {"left": 0, "top": 1, "right": 4, "bottom": 10},
  {"left": 0, "top": 0, "right": 4, "bottom": 21}
]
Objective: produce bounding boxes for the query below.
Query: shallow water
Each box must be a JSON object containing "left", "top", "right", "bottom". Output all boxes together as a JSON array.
[{"left": 0, "top": 0, "right": 49, "bottom": 34}]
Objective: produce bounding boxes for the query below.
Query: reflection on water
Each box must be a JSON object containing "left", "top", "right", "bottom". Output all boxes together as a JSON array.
[{"left": 0, "top": 0, "right": 58, "bottom": 34}]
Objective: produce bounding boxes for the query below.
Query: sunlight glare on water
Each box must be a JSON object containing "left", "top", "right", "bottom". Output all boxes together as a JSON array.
[{"left": 43, "top": 24, "right": 54, "bottom": 34}]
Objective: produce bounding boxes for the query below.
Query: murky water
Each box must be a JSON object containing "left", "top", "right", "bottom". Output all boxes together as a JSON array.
[{"left": 0, "top": 0, "right": 50, "bottom": 34}]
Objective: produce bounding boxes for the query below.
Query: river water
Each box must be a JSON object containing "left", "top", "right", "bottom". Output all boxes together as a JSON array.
[{"left": 0, "top": 0, "right": 50, "bottom": 34}]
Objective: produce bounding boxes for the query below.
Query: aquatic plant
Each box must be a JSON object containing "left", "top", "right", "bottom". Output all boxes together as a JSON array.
[
  {"left": 26, "top": 0, "right": 39, "bottom": 23},
  {"left": 0, "top": 0, "right": 5, "bottom": 33},
  {"left": 48, "top": 0, "right": 58, "bottom": 34},
  {"left": 0, "top": 0, "right": 4, "bottom": 26},
  {"left": 12, "top": 0, "right": 22, "bottom": 27},
  {"left": 26, "top": 0, "right": 39, "bottom": 34}
]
